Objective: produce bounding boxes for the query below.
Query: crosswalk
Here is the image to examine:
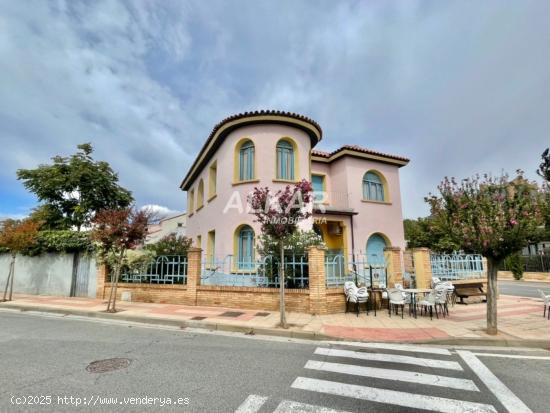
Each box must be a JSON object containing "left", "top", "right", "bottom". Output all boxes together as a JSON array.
[{"left": 235, "top": 342, "right": 533, "bottom": 413}]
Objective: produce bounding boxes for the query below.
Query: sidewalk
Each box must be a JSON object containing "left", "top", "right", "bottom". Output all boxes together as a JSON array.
[{"left": 2, "top": 294, "right": 549, "bottom": 347}]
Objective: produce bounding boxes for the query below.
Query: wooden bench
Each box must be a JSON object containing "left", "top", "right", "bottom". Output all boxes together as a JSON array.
[{"left": 454, "top": 282, "right": 487, "bottom": 304}]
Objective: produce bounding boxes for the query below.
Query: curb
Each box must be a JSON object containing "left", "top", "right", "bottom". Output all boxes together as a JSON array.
[{"left": 2, "top": 302, "right": 550, "bottom": 349}]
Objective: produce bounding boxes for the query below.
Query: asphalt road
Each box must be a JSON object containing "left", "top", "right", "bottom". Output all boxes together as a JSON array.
[
  {"left": 498, "top": 280, "right": 550, "bottom": 298},
  {"left": 1, "top": 310, "right": 550, "bottom": 412}
]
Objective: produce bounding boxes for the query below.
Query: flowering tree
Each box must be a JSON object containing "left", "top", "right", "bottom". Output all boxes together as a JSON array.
[
  {"left": 426, "top": 171, "right": 543, "bottom": 334},
  {"left": 249, "top": 180, "right": 313, "bottom": 328},
  {"left": 92, "top": 208, "right": 149, "bottom": 312},
  {"left": 0, "top": 219, "right": 41, "bottom": 301}
]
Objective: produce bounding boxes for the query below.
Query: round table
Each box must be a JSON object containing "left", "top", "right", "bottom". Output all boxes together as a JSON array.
[{"left": 402, "top": 288, "right": 432, "bottom": 318}]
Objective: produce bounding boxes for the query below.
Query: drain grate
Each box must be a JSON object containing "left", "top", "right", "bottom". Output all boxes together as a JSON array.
[
  {"left": 255, "top": 312, "right": 270, "bottom": 317},
  {"left": 220, "top": 311, "right": 244, "bottom": 318},
  {"left": 191, "top": 316, "right": 207, "bottom": 320},
  {"left": 86, "top": 358, "right": 131, "bottom": 373}
]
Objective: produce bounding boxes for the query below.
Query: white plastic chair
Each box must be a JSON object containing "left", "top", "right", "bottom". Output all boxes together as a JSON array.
[
  {"left": 344, "top": 281, "right": 369, "bottom": 316},
  {"left": 538, "top": 290, "right": 550, "bottom": 319},
  {"left": 417, "top": 290, "right": 438, "bottom": 320},
  {"left": 388, "top": 289, "right": 406, "bottom": 318}
]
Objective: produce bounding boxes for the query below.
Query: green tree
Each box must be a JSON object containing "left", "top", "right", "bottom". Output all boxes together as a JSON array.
[
  {"left": 403, "top": 217, "right": 460, "bottom": 252},
  {"left": 145, "top": 234, "right": 193, "bottom": 257},
  {"left": 0, "top": 219, "right": 42, "bottom": 301},
  {"left": 426, "top": 172, "right": 543, "bottom": 335},
  {"left": 17, "top": 143, "right": 133, "bottom": 230},
  {"left": 537, "top": 148, "right": 550, "bottom": 234},
  {"left": 92, "top": 208, "right": 149, "bottom": 312}
]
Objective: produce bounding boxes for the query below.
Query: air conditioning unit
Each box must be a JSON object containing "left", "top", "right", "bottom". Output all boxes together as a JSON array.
[{"left": 327, "top": 222, "right": 342, "bottom": 236}]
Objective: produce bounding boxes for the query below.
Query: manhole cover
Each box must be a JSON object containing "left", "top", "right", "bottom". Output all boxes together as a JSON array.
[{"left": 86, "top": 358, "right": 131, "bottom": 373}]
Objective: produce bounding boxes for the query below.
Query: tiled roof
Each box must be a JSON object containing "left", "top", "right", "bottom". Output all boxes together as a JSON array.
[
  {"left": 207, "top": 110, "right": 322, "bottom": 141},
  {"left": 312, "top": 144, "right": 409, "bottom": 163}
]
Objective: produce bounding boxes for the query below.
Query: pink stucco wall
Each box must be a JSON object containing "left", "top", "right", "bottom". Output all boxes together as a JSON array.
[
  {"left": 185, "top": 124, "right": 313, "bottom": 258},
  {"left": 312, "top": 157, "right": 406, "bottom": 252}
]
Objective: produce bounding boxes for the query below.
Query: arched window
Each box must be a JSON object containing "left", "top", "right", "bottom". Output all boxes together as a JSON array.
[
  {"left": 237, "top": 225, "right": 255, "bottom": 269},
  {"left": 363, "top": 171, "right": 385, "bottom": 201},
  {"left": 238, "top": 140, "right": 255, "bottom": 181},
  {"left": 197, "top": 179, "right": 204, "bottom": 209},
  {"left": 276, "top": 140, "right": 295, "bottom": 180},
  {"left": 188, "top": 189, "right": 194, "bottom": 214}
]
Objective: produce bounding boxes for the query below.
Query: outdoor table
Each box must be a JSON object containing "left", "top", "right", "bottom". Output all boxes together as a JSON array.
[{"left": 402, "top": 288, "right": 432, "bottom": 318}]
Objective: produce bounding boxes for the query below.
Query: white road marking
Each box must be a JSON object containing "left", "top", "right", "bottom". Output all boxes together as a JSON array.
[
  {"left": 305, "top": 360, "right": 479, "bottom": 391},
  {"left": 292, "top": 377, "right": 497, "bottom": 413},
  {"left": 234, "top": 394, "right": 268, "bottom": 413},
  {"left": 472, "top": 352, "right": 550, "bottom": 360},
  {"left": 315, "top": 347, "right": 463, "bottom": 371},
  {"left": 325, "top": 340, "right": 451, "bottom": 355},
  {"left": 457, "top": 351, "right": 533, "bottom": 413},
  {"left": 273, "top": 400, "right": 352, "bottom": 413}
]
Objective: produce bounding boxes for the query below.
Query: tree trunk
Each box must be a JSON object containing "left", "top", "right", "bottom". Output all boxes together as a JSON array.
[
  {"left": 109, "top": 252, "right": 124, "bottom": 313},
  {"left": 279, "top": 241, "right": 287, "bottom": 328},
  {"left": 8, "top": 254, "right": 15, "bottom": 301},
  {"left": 2, "top": 255, "right": 15, "bottom": 302},
  {"left": 486, "top": 256, "right": 501, "bottom": 335}
]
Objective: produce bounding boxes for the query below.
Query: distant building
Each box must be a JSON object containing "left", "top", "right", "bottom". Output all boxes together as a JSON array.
[
  {"left": 523, "top": 241, "right": 550, "bottom": 256},
  {"left": 146, "top": 213, "right": 186, "bottom": 244}
]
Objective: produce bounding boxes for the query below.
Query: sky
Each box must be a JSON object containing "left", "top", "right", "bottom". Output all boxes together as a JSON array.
[{"left": 1, "top": 0, "right": 549, "bottom": 220}]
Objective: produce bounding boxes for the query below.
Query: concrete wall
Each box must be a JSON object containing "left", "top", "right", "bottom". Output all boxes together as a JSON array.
[{"left": 0, "top": 253, "right": 97, "bottom": 297}]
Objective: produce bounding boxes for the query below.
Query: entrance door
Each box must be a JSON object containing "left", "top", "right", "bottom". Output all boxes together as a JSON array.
[{"left": 366, "top": 234, "right": 387, "bottom": 264}]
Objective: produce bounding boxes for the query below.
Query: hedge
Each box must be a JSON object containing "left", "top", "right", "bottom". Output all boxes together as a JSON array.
[{"left": 0, "top": 230, "right": 94, "bottom": 256}]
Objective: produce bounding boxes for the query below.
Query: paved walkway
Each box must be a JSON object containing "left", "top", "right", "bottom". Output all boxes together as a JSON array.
[{"left": 1, "top": 294, "right": 549, "bottom": 345}]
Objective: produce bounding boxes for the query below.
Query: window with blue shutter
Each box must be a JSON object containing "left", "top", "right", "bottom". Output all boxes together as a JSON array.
[
  {"left": 238, "top": 225, "right": 255, "bottom": 269},
  {"left": 239, "top": 141, "right": 255, "bottom": 181},
  {"left": 362, "top": 172, "right": 385, "bottom": 201},
  {"left": 276, "top": 140, "right": 294, "bottom": 180},
  {"left": 312, "top": 174, "right": 324, "bottom": 202}
]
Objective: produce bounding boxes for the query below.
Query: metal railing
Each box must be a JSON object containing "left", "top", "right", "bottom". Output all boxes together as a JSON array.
[
  {"left": 325, "top": 254, "right": 387, "bottom": 288},
  {"left": 118, "top": 255, "right": 187, "bottom": 284},
  {"left": 200, "top": 254, "right": 309, "bottom": 288},
  {"left": 430, "top": 253, "right": 484, "bottom": 280},
  {"left": 500, "top": 254, "right": 550, "bottom": 273}
]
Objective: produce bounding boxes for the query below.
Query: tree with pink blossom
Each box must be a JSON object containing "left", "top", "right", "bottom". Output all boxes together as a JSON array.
[
  {"left": 249, "top": 180, "right": 313, "bottom": 328},
  {"left": 426, "top": 171, "right": 544, "bottom": 334}
]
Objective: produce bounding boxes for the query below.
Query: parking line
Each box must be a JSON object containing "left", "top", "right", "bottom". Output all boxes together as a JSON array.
[{"left": 457, "top": 351, "right": 533, "bottom": 413}]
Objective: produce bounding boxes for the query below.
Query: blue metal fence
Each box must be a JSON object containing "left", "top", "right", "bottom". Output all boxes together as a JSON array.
[
  {"left": 200, "top": 254, "right": 309, "bottom": 288},
  {"left": 325, "top": 254, "right": 387, "bottom": 288},
  {"left": 119, "top": 255, "right": 187, "bottom": 284},
  {"left": 430, "top": 253, "right": 484, "bottom": 280}
]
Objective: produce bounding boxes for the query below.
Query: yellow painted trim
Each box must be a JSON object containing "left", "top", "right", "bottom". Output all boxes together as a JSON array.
[
  {"left": 187, "top": 189, "right": 195, "bottom": 214},
  {"left": 272, "top": 179, "right": 300, "bottom": 184},
  {"left": 196, "top": 205, "right": 204, "bottom": 212},
  {"left": 311, "top": 149, "right": 408, "bottom": 166},
  {"left": 232, "top": 178, "right": 260, "bottom": 186},
  {"left": 275, "top": 137, "right": 299, "bottom": 180},
  {"left": 197, "top": 179, "right": 205, "bottom": 209},
  {"left": 361, "top": 199, "right": 392, "bottom": 205},
  {"left": 207, "top": 193, "right": 217, "bottom": 202},
  {"left": 206, "top": 229, "right": 216, "bottom": 270},
  {"left": 233, "top": 137, "right": 257, "bottom": 183},
  {"left": 362, "top": 169, "right": 390, "bottom": 202},
  {"left": 181, "top": 115, "right": 321, "bottom": 190}
]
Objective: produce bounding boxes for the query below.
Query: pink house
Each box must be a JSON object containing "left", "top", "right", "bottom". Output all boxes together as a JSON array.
[{"left": 180, "top": 110, "right": 409, "bottom": 268}]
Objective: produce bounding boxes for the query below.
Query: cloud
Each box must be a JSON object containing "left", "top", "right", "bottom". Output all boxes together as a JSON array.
[{"left": 1, "top": 0, "right": 549, "bottom": 220}]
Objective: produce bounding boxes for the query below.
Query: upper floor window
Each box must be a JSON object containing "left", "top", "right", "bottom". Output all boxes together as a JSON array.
[
  {"left": 363, "top": 171, "right": 385, "bottom": 202},
  {"left": 208, "top": 161, "right": 217, "bottom": 199},
  {"left": 312, "top": 174, "right": 325, "bottom": 203},
  {"left": 197, "top": 179, "right": 204, "bottom": 209},
  {"left": 276, "top": 139, "right": 295, "bottom": 180},
  {"left": 239, "top": 140, "right": 255, "bottom": 181},
  {"left": 188, "top": 189, "right": 194, "bottom": 214},
  {"left": 237, "top": 225, "right": 255, "bottom": 269}
]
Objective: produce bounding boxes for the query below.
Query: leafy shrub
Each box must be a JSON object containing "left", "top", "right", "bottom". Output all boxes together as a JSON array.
[
  {"left": 0, "top": 230, "right": 94, "bottom": 256},
  {"left": 505, "top": 253, "right": 524, "bottom": 280},
  {"left": 145, "top": 234, "right": 192, "bottom": 256}
]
